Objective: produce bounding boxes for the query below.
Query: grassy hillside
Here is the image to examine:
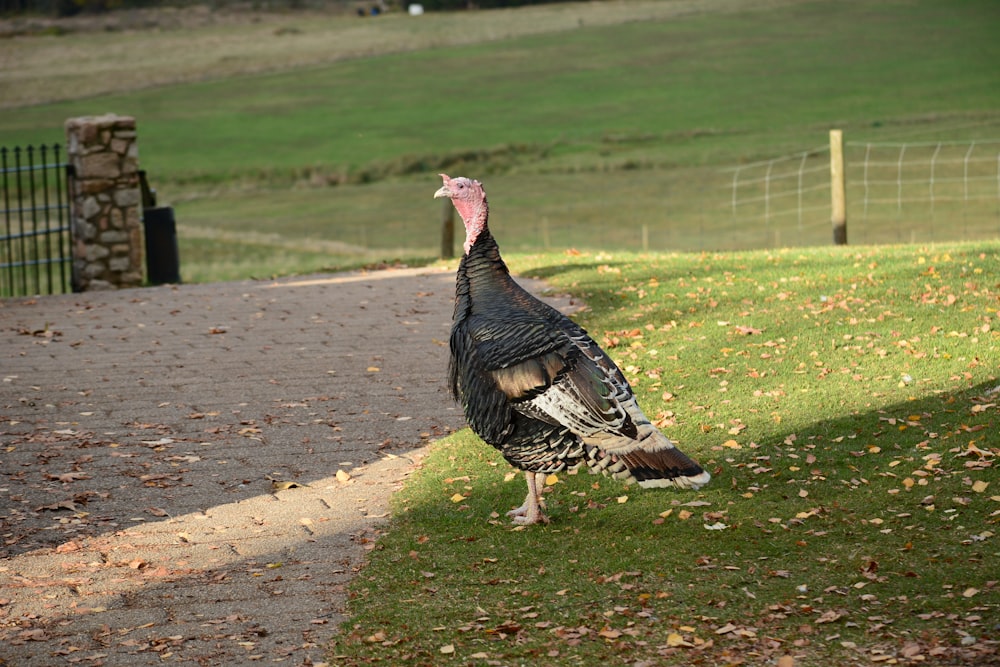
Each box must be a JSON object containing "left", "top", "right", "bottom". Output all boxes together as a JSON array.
[
  {"left": 1, "top": 0, "right": 998, "bottom": 279},
  {"left": 3, "top": 1, "right": 997, "bottom": 178},
  {"left": 332, "top": 241, "right": 1000, "bottom": 666},
  {"left": 0, "top": 0, "right": 798, "bottom": 110}
]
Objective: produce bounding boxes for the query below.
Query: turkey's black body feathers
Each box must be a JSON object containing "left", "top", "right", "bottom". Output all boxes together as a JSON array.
[{"left": 450, "top": 229, "right": 709, "bottom": 489}]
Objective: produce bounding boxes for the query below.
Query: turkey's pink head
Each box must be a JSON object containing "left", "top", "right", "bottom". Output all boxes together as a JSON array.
[{"left": 434, "top": 173, "right": 488, "bottom": 254}]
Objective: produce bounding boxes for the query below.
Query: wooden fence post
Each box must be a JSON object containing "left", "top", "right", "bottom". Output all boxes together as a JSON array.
[
  {"left": 830, "top": 129, "right": 848, "bottom": 245},
  {"left": 440, "top": 198, "right": 454, "bottom": 259}
]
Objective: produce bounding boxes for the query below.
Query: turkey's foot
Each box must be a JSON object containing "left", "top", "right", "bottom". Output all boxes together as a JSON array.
[{"left": 506, "top": 472, "right": 549, "bottom": 525}]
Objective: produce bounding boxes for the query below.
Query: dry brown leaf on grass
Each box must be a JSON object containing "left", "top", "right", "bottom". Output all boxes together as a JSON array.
[
  {"left": 733, "top": 325, "right": 763, "bottom": 335},
  {"left": 815, "top": 609, "right": 846, "bottom": 624}
]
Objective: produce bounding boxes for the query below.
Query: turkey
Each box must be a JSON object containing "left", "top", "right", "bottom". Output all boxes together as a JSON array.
[{"left": 434, "top": 174, "right": 711, "bottom": 525}]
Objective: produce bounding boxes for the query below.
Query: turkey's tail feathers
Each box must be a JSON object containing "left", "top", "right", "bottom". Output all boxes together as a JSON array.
[
  {"left": 582, "top": 397, "right": 711, "bottom": 490},
  {"left": 584, "top": 443, "right": 711, "bottom": 489},
  {"left": 636, "top": 466, "right": 712, "bottom": 490}
]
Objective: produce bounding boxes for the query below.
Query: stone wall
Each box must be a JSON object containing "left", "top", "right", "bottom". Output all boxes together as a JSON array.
[{"left": 65, "top": 114, "right": 143, "bottom": 291}]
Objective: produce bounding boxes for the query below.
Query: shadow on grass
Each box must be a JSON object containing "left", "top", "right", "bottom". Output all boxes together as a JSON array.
[{"left": 349, "top": 372, "right": 997, "bottom": 664}]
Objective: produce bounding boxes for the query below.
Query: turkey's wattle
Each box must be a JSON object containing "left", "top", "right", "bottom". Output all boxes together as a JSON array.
[{"left": 435, "top": 173, "right": 710, "bottom": 525}]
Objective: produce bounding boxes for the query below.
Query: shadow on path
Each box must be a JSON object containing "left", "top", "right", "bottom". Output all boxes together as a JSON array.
[{"left": 0, "top": 267, "right": 579, "bottom": 665}]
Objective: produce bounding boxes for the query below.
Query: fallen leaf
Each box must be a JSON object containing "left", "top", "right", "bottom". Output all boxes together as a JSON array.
[
  {"left": 272, "top": 481, "right": 307, "bottom": 491},
  {"left": 37, "top": 500, "right": 77, "bottom": 512},
  {"left": 44, "top": 471, "right": 91, "bottom": 483},
  {"left": 666, "top": 632, "right": 692, "bottom": 647},
  {"left": 55, "top": 540, "right": 82, "bottom": 553},
  {"left": 75, "top": 606, "right": 106, "bottom": 614},
  {"left": 815, "top": 609, "right": 845, "bottom": 624}
]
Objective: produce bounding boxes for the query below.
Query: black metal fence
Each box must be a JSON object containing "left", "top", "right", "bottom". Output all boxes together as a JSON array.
[{"left": 0, "top": 144, "right": 73, "bottom": 297}]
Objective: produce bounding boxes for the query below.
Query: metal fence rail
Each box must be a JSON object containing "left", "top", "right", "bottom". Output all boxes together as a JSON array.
[{"left": 1, "top": 144, "right": 73, "bottom": 297}]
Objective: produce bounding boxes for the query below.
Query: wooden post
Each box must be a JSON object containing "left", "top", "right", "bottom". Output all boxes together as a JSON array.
[
  {"left": 830, "top": 129, "right": 848, "bottom": 245},
  {"left": 440, "top": 198, "right": 454, "bottom": 259}
]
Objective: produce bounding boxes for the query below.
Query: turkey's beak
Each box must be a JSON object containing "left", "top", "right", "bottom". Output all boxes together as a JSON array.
[{"left": 433, "top": 185, "right": 452, "bottom": 199}]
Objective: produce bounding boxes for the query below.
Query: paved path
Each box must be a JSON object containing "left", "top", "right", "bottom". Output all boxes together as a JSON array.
[{"left": 0, "top": 267, "right": 572, "bottom": 666}]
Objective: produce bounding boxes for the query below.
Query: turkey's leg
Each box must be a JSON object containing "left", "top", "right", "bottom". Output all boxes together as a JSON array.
[{"left": 507, "top": 471, "right": 549, "bottom": 525}]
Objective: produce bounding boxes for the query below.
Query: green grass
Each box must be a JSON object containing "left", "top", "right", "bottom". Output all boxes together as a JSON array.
[
  {"left": 332, "top": 241, "right": 999, "bottom": 666},
  {"left": 0, "top": 1, "right": 783, "bottom": 111},
  {"left": 4, "top": 0, "right": 997, "bottom": 180},
  {"left": 2, "top": 0, "right": 999, "bottom": 282}
]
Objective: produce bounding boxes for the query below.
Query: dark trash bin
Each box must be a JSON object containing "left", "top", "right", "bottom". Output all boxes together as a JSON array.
[{"left": 143, "top": 206, "right": 181, "bottom": 285}]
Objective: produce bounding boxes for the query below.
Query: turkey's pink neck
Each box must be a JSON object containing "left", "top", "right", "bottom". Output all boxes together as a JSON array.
[{"left": 455, "top": 196, "right": 489, "bottom": 255}]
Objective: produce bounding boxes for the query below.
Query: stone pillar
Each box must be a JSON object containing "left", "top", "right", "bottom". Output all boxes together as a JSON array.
[{"left": 65, "top": 114, "right": 143, "bottom": 291}]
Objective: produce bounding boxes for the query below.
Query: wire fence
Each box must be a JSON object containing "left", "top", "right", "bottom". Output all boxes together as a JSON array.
[
  {"left": 724, "top": 137, "right": 1000, "bottom": 248},
  {"left": 725, "top": 146, "right": 833, "bottom": 247},
  {"left": 852, "top": 139, "right": 1000, "bottom": 244}
]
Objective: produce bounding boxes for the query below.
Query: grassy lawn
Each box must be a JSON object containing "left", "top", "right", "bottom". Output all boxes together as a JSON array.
[{"left": 332, "top": 241, "right": 999, "bottom": 666}]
